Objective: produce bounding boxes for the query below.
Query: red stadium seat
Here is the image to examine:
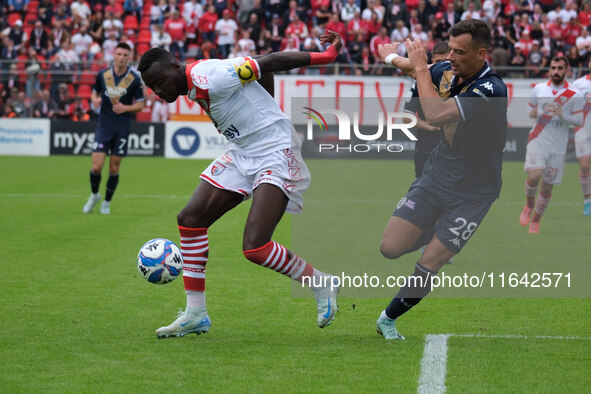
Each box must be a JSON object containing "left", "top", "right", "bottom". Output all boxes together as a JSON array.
[
  {"left": 8, "top": 13, "right": 22, "bottom": 26},
  {"left": 123, "top": 15, "right": 139, "bottom": 33},
  {"left": 77, "top": 84, "right": 92, "bottom": 99},
  {"left": 137, "top": 29, "right": 152, "bottom": 44},
  {"left": 136, "top": 43, "right": 151, "bottom": 55},
  {"left": 79, "top": 72, "right": 96, "bottom": 86}
]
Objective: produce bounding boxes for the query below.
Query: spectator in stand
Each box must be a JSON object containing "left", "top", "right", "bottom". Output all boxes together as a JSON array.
[
  {"left": 341, "top": 0, "right": 361, "bottom": 24},
  {"left": 433, "top": 11, "right": 450, "bottom": 41},
  {"left": 71, "top": 24, "right": 94, "bottom": 61},
  {"left": 5, "top": 87, "right": 26, "bottom": 117},
  {"left": 560, "top": 0, "right": 578, "bottom": 24},
  {"left": 325, "top": 12, "right": 346, "bottom": 44},
  {"left": 579, "top": 2, "right": 591, "bottom": 29},
  {"left": 25, "top": 47, "right": 41, "bottom": 98},
  {"left": 248, "top": 0, "right": 266, "bottom": 29},
  {"left": 362, "top": 0, "right": 383, "bottom": 22},
  {"left": 213, "top": 0, "right": 228, "bottom": 17},
  {"left": 385, "top": 0, "right": 409, "bottom": 31},
  {"left": 346, "top": 10, "right": 364, "bottom": 43},
  {"left": 151, "top": 23, "right": 172, "bottom": 51},
  {"left": 267, "top": 13, "right": 285, "bottom": 53},
  {"left": 57, "top": 39, "right": 80, "bottom": 72},
  {"left": 29, "top": 20, "right": 49, "bottom": 57},
  {"left": 103, "top": 11, "right": 124, "bottom": 40},
  {"left": 411, "top": 23, "right": 429, "bottom": 44},
  {"left": 510, "top": 43, "right": 526, "bottom": 75},
  {"left": 215, "top": 9, "right": 238, "bottom": 59},
  {"left": 565, "top": 17, "right": 582, "bottom": 51},
  {"left": 237, "top": 0, "right": 255, "bottom": 25},
  {"left": 531, "top": 3, "right": 543, "bottom": 23},
  {"left": 282, "top": 0, "right": 302, "bottom": 28},
  {"left": 548, "top": 16, "right": 565, "bottom": 53},
  {"left": 461, "top": 1, "right": 482, "bottom": 20},
  {"left": 315, "top": 1, "right": 331, "bottom": 28},
  {"left": 183, "top": 0, "right": 203, "bottom": 43},
  {"left": 102, "top": 31, "right": 119, "bottom": 63},
  {"left": 526, "top": 40, "right": 547, "bottom": 78},
  {"left": 151, "top": 95, "right": 170, "bottom": 122},
  {"left": 164, "top": 9, "right": 187, "bottom": 61},
  {"left": 443, "top": 2, "right": 460, "bottom": 26},
  {"left": 52, "top": 2, "right": 72, "bottom": 29},
  {"left": 243, "top": 12, "right": 262, "bottom": 45},
  {"left": 151, "top": 0, "right": 167, "bottom": 26},
  {"left": 576, "top": 29, "right": 591, "bottom": 65},
  {"left": 357, "top": 46, "right": 375, "bottom": 75},
  {"left": 370, "top": 26, "right": 389, "bottom": 58},
  {"left": 235, "top": 29, "right": 256, "bottom": 58},
  {"left": 8, "top": 19, "right": 26, "bottom": 52},
  {"left": 516, "top": 29, "right": 534, "bottom": 57},
  {"left": 491, "top": 27, "right": 511, "bottom": 74},
  {"left": 164, "top": 0, "right": 179, "bottom": 19},
  {"left": 198, "top": 4, "right": 218, "bottom": 45},
  {"left": 89, "top": 10, "right": 104, "bottom": 45},
  {"left": 124, "top": 0, "right": 143, "bottom": 23},
  {"left": 1, "top": 37, "right": 18, "bottom": 72},
  {"left": 104, "top": 0, "right": 124, "bottom": 20},
  {"left": 54, "top": 82, "right": 73, "bottom": 119},
  {"left": 285, "top": 12, "right": 308, "bottom": 43},
  {"left": 366, "top": 9, "right": 382, "bottom": 38},
  {"left": 70, "top": 0, "right": 92, "bottom": 24},
  {"left": 390, "top": 20, "right": 409, "bottom": 54},
  {"left": 413, "top": 0, "right": 430, "bottom": 27},
  {"left": 566, "top": 45, "right": 582, "bottom": 77},
  {"left": 36, "top": 0, "right": 53, "bottom": 26},
  {"left": 3, "top": 103, "right": 18, "bottom": 118},
  {"left": 33, "top": 89, "right": 58, "bottom": 118},
  {"left": 348, "top": 31, "right": 367, "bottom": 64},
  {"left": 529, "top": 21, "right": 543, "bottom": 42}
]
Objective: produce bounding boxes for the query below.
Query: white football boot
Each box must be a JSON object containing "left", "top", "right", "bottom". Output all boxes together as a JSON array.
[{"left": 82, "top": 193, "right": 101, "bottom": 214}]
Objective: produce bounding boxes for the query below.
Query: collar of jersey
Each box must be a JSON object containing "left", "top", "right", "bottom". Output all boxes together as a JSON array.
[
  {"left": 546, "top": 79, "right": 569, "bottom": 90},
  {"left": 185, "top": 60, "right": 206, "bottom": 100},
  {"left": 450, "top": 62, "right": 491, "bottom": 89}
]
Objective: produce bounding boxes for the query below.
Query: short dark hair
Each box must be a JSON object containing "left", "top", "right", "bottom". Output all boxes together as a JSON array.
[
  {"left": 449, "top": 19, "right": 491, "bottom": 49},
  {"left": 432, "top": 40, "right": 450, "bottom": 55},
  {"left": 116, "top": 42, "right": 131, "bottom": 52},
  {"left": 550, "top": 56, "right": 568, "bottom": 67},
  {"left": 138, "top": 48, "right": 176, "bottom": 73}
]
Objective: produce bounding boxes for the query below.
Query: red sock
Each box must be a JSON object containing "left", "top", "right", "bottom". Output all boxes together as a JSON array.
[
  {"left": 243, "top": 241, "right": 314, "bottom": 282},
  {"left": 525, "top": 180, "right": 538, "bottom": 208},
  {"left": 178, "top": 226, "right": 208, "bottom": 291},
  {"left": 532, "top": 192, "right": 551, "bottom": 223}
]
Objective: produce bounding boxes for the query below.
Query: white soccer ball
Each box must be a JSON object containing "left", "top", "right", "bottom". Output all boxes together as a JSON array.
[{"left": 137, "top": 238, "right": 183, "bottom": 284}]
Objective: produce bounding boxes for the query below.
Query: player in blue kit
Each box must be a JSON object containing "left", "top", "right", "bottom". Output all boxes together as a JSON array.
[
  {"left": 376, "top": 19, "right": 508, "bottom": 339},
  {"left": 82, "top": 43, "right": 145, "bottom": 215}
]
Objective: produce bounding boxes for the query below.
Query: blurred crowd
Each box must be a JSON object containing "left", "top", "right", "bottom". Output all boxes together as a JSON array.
[{"left": 2, "top": 0, "right": 591, "bottom": 119}]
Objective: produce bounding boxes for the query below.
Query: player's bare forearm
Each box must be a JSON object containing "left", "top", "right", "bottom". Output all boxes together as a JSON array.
[
  {"left": 257, "top": 30, "right": 342, "bottom": 74},
  {"left": 127, "top": 101, "right": 145, "bottom": 113},
  {"left": 415, "top": 68, "right": 459, "bottom": 126},
  {"left": 257, "top": 72, "right": 275, "bottom": 97}
]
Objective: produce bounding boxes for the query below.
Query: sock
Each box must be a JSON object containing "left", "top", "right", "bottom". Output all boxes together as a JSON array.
[
  {"left": 243, "top": 241, "right": 328, "bottom": 285},
  {"left": 90, "top": 171, "right": 101, "bottom": 194},
  {"left": 525, "top": 180, "right": 538, "bottom": 208},
  {"left": 384, "top": 262, "right": 436, "bottom": 320},
  {"left": 105, "top": 174, "right": 119, "bottom": 202},
  {"left": 532, "top": 192, "right": 551, "bottom": 223},
  {"left": 186, "top": 290, "right": 206, "bottom": 310},
  {"left": 179, "top": 226, "right": 208, "bottom": 307},
  {"left": 579, "top": 174, "right": 591, "bottom": 200}
]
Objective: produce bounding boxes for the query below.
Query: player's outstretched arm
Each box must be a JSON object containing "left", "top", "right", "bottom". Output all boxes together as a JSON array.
[{"left": 256, "top": 31, "right": 342, "bottom": 74}]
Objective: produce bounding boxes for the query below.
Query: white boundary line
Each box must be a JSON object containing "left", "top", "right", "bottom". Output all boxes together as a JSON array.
[
  {"left": 418, "top": 333, "right": 591, "bottom": 394},
  {"left": 0, "top": 193, "right": 584, "bottom": 206}
]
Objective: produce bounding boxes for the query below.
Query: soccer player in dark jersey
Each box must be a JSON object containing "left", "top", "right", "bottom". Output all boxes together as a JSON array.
[
  {"left": 375, "top": 19, "right": 508, "bottom": 339},
  {"left": 404, "top": 41, "right": 450, "bottom": 179},
  {"left": 82, "top": 43, "right": 145, "bottom": 215}
]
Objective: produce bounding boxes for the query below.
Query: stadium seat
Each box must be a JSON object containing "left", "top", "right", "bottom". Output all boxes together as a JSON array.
[
  {"left": 123, "top": 15, "right": 139, "bottom": 33},
  {"left": 137, "top": 30, "right": 152, "bottom": 44},
  {"left": 8, "top": 13, "right": 21, "bottom": 26},
  {"left": 77, "top": 84, "right": 92, "bottom": 99},
  {"left": 136, "top": 43, "right": 151, "bottom": 55},
  {"left": 79, "top": 72, "right": 96, "bottom": 86},
  {"left": 140, "top": 17, "right": 151, "bottom": 30}
]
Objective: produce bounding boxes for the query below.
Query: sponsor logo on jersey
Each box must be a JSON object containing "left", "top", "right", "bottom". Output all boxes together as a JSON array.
[
  {"left": 220, "top": 154, "right": 233, "bottom": 164},
  {"left": 542, "top": 103, "right": 560, "bottom": 115},
  {"left": 404, "top": 199, "right": 416, "bottom": 210},
  {"left": 480, "top": 82, "right": 494, "bottom": 93},
  {"left": 449, "top": 237, "right": 461, "bottom": 248},
  {"left": 105, "top": 86, "right": 127, "bottom": 99}
]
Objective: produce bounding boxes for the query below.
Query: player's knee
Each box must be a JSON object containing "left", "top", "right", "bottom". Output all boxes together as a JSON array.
[
  {"left": 177, "top": 209, "right": 203, "bottom": 228},
  {"left": 380, "top": 241, "right": 403, "bottom": 260}
]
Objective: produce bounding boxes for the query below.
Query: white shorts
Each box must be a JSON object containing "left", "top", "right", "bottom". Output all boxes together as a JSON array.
[
  {"left": 523, "top": 147, "right": 565, "bottom": 185},
  {"left": 575, "top": 129, "right": 591, "bottom": 158},
  {"left": 200, "top": 147, "right": 311, "bottom": 214}
]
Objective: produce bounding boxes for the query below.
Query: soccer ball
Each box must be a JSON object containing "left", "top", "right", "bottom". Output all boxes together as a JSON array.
[{"left": 137, "top": 238, "right": 183, "bottom": 284}]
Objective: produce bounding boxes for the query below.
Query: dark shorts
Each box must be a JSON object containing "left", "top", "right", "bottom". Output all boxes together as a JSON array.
[
  {"left": 93, "top": 128, "right": 129, "bottom": 157},
  {"left": 392, "top": 185, "right": 494, "bottom": 254}
]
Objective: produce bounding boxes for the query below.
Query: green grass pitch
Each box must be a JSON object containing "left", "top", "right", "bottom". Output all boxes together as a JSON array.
[{"left": 1, "top": 155, "right": 589, "bottom": 392}]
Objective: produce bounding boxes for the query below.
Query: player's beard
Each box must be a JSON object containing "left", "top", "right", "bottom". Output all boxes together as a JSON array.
[{"left": 551, "top": 73, "right": 565, "bottom": 85}]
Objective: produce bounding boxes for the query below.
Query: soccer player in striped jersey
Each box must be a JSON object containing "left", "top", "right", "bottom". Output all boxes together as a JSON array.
[
  {"left": 520, "top": 56, "right": 584, "bottom": 233},
  {"left": 572, "top": 58, "right": 591, "bottom": 216},
  {"left": 138, "top": 32, "right": 342, "bottom": 338}
]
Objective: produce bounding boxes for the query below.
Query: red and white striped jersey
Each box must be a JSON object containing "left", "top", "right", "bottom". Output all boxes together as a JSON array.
[
  {"left": 572, "top": 75, "right": 591, "bottom": 134},
  {"left": 527, "top": 80, "right": 583, "bottom": 155},
  {"left": 185, "top": 57, "right": 294, "bottom": 157}
]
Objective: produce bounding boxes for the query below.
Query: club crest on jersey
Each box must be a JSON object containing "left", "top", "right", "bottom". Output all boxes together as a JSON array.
[
  {"left": 397, "top": 197, "right": 407, "bottom": 210},
  {"left": 211, "top": 162, "right": 226, "bottom": 176},
  {"left": 542, "top": 103, "right": 560, "bottom": 115}
]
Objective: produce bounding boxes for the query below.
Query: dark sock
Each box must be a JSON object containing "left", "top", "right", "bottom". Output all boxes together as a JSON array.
[
  {"left": 105, "top": 174, "right": 119, "bottom": 202},
  {"left": 90, "top": 171, "right": 101, "bottom": 194},
  {"left": 385, "top": 262, "right": 436, "bottom": 320}
]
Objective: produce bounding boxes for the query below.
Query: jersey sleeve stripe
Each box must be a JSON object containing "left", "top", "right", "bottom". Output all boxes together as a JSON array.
[{"left": 454, "top": 95, "right": 466, "bottom": 121}]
